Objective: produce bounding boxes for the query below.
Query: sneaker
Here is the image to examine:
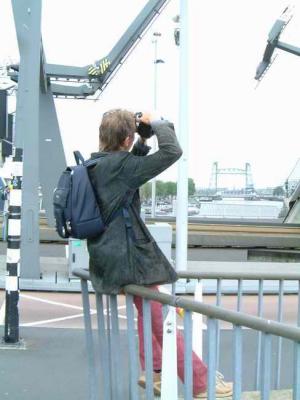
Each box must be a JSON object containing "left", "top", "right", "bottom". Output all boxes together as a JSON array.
[
  {"left": 194, "top": 372, "right": 233, "bottom": 398},
  {"left": 138, "top": 372, "right": 161, "bottom": 396}
]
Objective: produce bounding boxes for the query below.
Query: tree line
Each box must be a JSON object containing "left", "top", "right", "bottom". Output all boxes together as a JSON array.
[{"left": 140, "top": 178, "right": 196, "bottom": 200}]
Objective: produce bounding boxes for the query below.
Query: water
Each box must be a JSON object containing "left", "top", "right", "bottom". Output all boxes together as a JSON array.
[
  {"left": 146, "top": 199, "right": 285, "bottom": 219},
  {"left": 197, "top": 199, "right": 284, "bottom": 219}
]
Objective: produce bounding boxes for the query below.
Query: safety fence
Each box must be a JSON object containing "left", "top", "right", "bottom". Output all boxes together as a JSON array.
[{"left": 73, "top": 267, "right": 300, "bottom": 400}]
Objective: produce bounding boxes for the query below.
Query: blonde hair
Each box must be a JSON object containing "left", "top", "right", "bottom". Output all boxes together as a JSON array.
[{"left": 99, "top": 109, "right": 136, "bottom": 151}]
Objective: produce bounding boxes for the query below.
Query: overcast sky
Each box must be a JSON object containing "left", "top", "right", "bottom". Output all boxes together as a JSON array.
[{"left": 1, "top": 0, "right": 300, "bottom": 189}]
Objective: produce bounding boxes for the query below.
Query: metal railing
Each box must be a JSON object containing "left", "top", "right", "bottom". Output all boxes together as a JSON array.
[{"left": 73, "top": 267, "right": 300, "bottom": 400}]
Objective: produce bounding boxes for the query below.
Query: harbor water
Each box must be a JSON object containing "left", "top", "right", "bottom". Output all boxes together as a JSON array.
[{"left": 146, "top": 198, "right": 286, "bottom": 220}]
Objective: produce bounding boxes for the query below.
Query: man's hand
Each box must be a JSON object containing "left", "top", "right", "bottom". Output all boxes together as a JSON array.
[
  {"left": 137, "top": 112, "right": 153, "bottom": 125},
  {"left": 139, "top": 136, "right": 147, "bottom": 144}
]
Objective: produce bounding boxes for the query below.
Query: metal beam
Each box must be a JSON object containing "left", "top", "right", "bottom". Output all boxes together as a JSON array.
[
  {"left": 45, "top": 64, "right": 90, "bottom": 79},
  {"left": 277, "top": 41, "right": 300, "bottom": 57},
  {"left": 12, "top": 0, "right": 42, "bottom": 279},
  {"left": 39, "top": 88, "right": 66, "bottom": 227}
]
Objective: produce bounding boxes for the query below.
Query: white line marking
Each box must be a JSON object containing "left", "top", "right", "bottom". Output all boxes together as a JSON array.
[
  {"left": 103, "top": 305, "right": 126, "bottom": 315},
  {"left": 19, "top": 294, "right": 129, "bottom": 326},
  {"left": 20, "top": 312, "right": 96, "bottom": 327},
  {"left": 0, "top": 299, "right": 6, "bottom": 325},
  {"left": 20, "top": 293, "right": 96, "bottom": 312},
  {"left": 20, "top": 294, "right": 126, "bottom": 315}
]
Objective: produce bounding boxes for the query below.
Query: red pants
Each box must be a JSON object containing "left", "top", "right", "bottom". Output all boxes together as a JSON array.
[{"left": 133, "top": 286, "right": 207, "bottom": 395}]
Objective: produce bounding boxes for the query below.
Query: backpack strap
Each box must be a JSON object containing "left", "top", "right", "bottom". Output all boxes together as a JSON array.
[
  {"left": 104, "top": 189, "right": 136, "bottom": 241},
  {"left": 122, "top": 189, "right": 136, "bottom": 242},
  {"left": 122, "top": 207, "right": 136, "bottom": 241},
  {"left": 73, "top": 151, "right": 85, "bottom": 166}
]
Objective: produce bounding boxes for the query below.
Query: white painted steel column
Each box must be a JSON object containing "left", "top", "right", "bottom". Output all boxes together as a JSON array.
[
  {"left": 161, "top": 306, "right": 178, "bottom": 399},
  {"left": 176, "top": 0, "right": 189, "bottom": 272},
  {"left": 151, "top": 32, "right": 160, "bottom": 218},
  {"left": 193, "top": 280, "right": 203, "bottom": 359}
]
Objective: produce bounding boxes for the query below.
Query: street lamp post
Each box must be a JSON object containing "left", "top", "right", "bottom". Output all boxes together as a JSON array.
[{"left": 151, "top": 32, "right": 164, "bottom": 218}]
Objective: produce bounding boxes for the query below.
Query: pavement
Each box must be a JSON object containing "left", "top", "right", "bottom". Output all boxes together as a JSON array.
[
  {"left": 0, "top": 243, "right": 299, "bottom": 399},
  {"left": 0, "top": 323, "right": 296, "bottom": 400},
  {"left": 0, "top": 286, "right": 298, "bottom": 399}
]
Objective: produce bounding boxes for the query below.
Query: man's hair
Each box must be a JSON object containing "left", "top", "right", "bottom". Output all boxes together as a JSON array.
[{"left": 99, "top": 109, "right": 136, "bottom": 151}]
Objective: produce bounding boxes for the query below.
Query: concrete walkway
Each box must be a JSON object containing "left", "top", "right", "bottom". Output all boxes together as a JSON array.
[
  {"left": 242, "top": 390, "right": 292, "bottom": 399},
  {"left": 0, "top": 324, "right": 295, "bottom": 400}
]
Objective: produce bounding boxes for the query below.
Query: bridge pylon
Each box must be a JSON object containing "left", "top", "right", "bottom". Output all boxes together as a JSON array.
[{"left": 209, "top": 162, "right": 255, "bottom": 194}]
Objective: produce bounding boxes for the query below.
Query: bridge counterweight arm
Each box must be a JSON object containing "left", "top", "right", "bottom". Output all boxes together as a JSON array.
[
  {"left": 255, "top": 5, "right": 298, "bottom": 81},
  {"left": 86, "top": 0, "right": 170, "bottom": 92},
  {"left": 276, "top": 41, "right": 300, "bottom": 57},
  {"left": 7, "top": 0, "right": 170, "bottom": 98}
]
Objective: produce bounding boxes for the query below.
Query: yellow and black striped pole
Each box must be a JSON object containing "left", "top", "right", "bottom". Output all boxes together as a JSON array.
[{"left": 4, "top": 148, "right": 22, "bottom": 344}]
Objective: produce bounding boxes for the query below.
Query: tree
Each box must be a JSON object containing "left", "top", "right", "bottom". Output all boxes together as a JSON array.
[
  {"left": 188, "top": 178, "right": 196, "bottom": 196},
  {"left": 141, "top": 178, "right": 196, "bottom": 200},
  {"left": 140, "top": 182, "right": 151, "bottom": 200},
  {"left": 165, "top": 181, "right": 177, "bottom": 197},
  {"left": 273, "top": 186, "right": 285, "bottom": 197},
  {"left": 156, "top": 180, "right": 167, "bottom": 197}
]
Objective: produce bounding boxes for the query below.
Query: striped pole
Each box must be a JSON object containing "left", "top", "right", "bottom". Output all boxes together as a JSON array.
[{"left": 4, "top": 148, "right": 23, "bottom": 343}]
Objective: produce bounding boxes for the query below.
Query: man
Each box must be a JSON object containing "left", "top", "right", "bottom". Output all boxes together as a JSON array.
[{"left": 87, "top": 109, "right": 232, "bottom": 398}]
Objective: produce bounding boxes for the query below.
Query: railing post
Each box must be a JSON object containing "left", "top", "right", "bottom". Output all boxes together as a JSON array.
[
  {"left": 95, "top": 293, "right": 112, "bottom": 400},
  {"left": 275, "top": 279, "right": 284, "bottom": 389},
  {"left": 193, "top": 279, "right": 203, "bottom": 359},
  {"left": 143, "top": 299, "right": 154, "bottom": 400},
  {"left": 255, "top": 279, "right": 264, "bottom": 390},
  {"left": 293, "top": 341, "right": 300, "bottom": 400},
  {"left": 215, "top": 278, "right": 222, "bottom": 370},
  {"left": 183, "top": 310, "right": 193, "bottom": 400},
  {"left": 81, "top": 279, "right": 97, "bottom": 400},
  {"left": 261, "top": 333, "right": 272, "bottom": 400},
  {"left": 110, "top": 295, "right": 124, "bottom": 399},
  {"left": 233, "top": 325, "right": 242, "bottom": 400},
  {"left": 125, "top": 294, "right": 139, "bottom": 400},
  {"left": 105, "top": 295, "right": 113, "bottom": 398},
  {"left": 237, "top": 279, "right": 243, "bottom": 312},
  {"left": 297, "top": 280, "right": 300, "bottom": 327},
  {"left": 161, "top": 305, "right": 178, "bottom": 399},
  {"left": 207, "top": 318, "right": 217, "bottom": 400}
]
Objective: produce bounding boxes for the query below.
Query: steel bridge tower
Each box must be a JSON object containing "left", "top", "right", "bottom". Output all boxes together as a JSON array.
[{"left": 209, "top": 162, "right": 255, "bottom": 193}]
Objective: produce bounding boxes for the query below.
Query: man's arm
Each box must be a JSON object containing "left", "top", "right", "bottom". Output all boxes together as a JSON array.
[
  {"left": 122, "top": 117, "right": 183, "bottom": 189},
  {"left": 131, "top": 137, "right": 151, "bottom": 157}
]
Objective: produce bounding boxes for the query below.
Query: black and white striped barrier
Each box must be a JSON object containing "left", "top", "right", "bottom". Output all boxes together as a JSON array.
[{"left": 4, "top": 148, "right": 22, "bottom": 344}]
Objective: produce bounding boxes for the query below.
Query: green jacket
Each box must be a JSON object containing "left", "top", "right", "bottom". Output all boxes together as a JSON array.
[{"left": 87, "top": 120, "right": 182, "bottom": 294}]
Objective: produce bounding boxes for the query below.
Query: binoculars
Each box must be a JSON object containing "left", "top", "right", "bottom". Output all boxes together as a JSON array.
[{"left": 135, "top": 112, "right": 154, "bottom": 139}]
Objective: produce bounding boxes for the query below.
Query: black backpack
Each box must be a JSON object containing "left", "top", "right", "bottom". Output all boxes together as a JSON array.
[{"left": 53, "top": 151, "right": 119, "bottom": 240}]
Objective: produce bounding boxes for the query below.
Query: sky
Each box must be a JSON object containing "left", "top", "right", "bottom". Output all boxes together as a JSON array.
[{"left": 1, "top": 0, "right": 300, "bottom": 189}]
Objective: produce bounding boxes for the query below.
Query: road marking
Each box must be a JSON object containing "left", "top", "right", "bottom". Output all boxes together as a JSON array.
[
  {"left": 20, "top": 294, "right": 127, "bottom": 314},
  {"left": 21, "top": 312, "right": 134, "bottom": 327},
  {"left": 103, "top": 305, "right": 126, "bottom": 315},
  {"left": 20, "top": 293, "right": 96, "bottom": 312},
  {"left": 20, "top": 312, "right": 96, "bottom": 327},
  {"left": 0, "top": 298, "right": 5, "bottom": 325},
  {"left": 19, "top": 294, "right": 130, "bottom": 326}
]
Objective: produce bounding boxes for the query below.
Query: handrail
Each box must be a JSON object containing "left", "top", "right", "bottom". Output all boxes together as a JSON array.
[
  {"left": 72, "top": 267, "right": 300, "bottom": 342},
  {"left": 177, "top": 270, "right": 300, "bottom": 280},
  {"left": 72, "top": 267, "right": 300, "bottom": 282},
  {"left": 73, "top": 268, "right": 90, "bottom": 281},
  {"left": 124, "top": 284, "right": 300, "bottom": 342}
]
